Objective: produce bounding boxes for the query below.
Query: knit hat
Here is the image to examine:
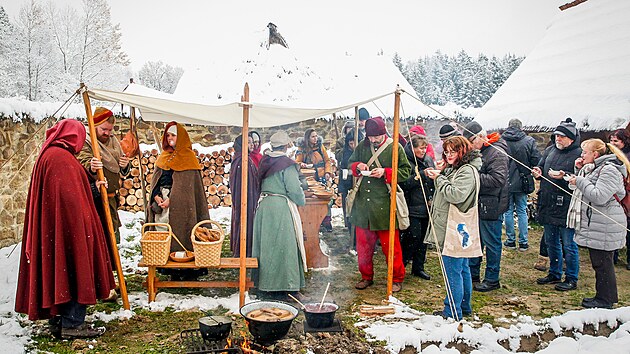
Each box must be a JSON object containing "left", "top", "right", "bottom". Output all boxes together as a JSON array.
[
  {"left": 93, "top": 107, "right": 113, "bottom": 126},
  {"left": 270, "top": 131, "right": 290, "bottom": 147},
  {"left": 365, "top": 117, "right": 387, "bottom": 137},
  {"left": 553, "top": 118, "right": 577, "bottom": 141},
  {"left": 508, "top": 118, "right": 523, "bottom": 129},
  {"left": 462, "top": 121, "right": 484, "bottom": 140},
  {"left": 358, "top": 107, "right": 370, "bottom": 121},
  {"left": 343, "top": 120, "right": 355, "bottom": 134},
  {"left": 438, "top": 123, "right": 458, "bottom": 139},
  {"left": 167, "top": 124, "right": 178, "bottom": 135}
]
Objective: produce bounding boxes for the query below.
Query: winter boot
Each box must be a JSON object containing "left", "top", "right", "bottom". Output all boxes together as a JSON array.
[{"left": 533, "top": 255, "right": 549, "bottom": 272}]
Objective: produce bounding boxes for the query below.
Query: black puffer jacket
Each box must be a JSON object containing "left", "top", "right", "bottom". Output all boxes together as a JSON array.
[
  {"left": 503, "top": 127, "right": 542, "bottom": 194},
  {"left": 478, "top": 137, "right": 510, "bottom": 220},
  {"left": 536, "top": 135, "right": 582, "bottom": 226},
  {"left": 399, "top": 143, "right": 435, "bottom": 218}
]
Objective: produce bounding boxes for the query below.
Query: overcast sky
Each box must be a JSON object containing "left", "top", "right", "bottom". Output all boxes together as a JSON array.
[{"left": 2, "top": 0, "right": 568, "bottom": 71}]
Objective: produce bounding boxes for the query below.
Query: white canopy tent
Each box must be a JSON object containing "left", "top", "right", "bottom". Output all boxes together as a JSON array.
[
  {"left": 475, "top": 0, "right": 630, "bottom": 131},
  {"left": 85, "top": 82, "right": 407, "bottom": 307},
  {"left": 89, "top": 84, "right": 394, "bottom": 127}
]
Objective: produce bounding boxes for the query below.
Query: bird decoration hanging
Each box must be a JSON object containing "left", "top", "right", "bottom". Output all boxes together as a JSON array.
[{"left": 267, "top": 22, "right": 289, "bottom": 49}]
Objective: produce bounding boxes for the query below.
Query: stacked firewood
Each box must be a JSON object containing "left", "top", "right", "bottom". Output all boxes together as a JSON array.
[{"left": 117, "top": 147, "right": 342, "bottom": 211}]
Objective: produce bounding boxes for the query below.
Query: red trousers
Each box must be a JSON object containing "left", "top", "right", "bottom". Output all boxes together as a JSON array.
[{"left": 356, "top": 226, "right": 405, "bottom": 283}]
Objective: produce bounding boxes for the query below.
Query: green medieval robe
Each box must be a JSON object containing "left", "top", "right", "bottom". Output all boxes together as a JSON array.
[
  {"left": 348, "top": 139, "right": 411, "bottom": 231},
  {"left": 252, "top": 163, "right": 306, "bottom": 292}
]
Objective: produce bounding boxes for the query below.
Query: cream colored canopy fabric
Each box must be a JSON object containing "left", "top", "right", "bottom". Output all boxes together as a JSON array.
[{"left": 88, "top": 85, "right": 393, "bottom": 127}]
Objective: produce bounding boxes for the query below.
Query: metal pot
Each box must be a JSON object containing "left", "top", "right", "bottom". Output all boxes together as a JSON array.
[
  {"left": 303, "top": 302, "right": 338, "bottom": 328},
  {"left": 198, "top": 315, "right": 232, "bottom": 341},
  {"left": 240, "top": 301, "right": 298, "bottom": 344}
]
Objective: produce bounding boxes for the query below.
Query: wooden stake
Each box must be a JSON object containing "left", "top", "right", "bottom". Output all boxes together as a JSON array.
[
  {"left": 387, "top": 87, "right": 401, "bottom": 298},
  {"left": 80, "top": 83, "right": 130, "bottom": 310},
  {"left": 239, "top": 83, "right": 250, "bottom": 308},
  {"left": 130, "top": 106, "right": 148, "bottom": 215}
]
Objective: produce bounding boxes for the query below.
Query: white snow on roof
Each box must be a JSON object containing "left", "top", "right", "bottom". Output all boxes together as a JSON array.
[{"left": 475, "top": 0, "right": 630, "bottom": 131}]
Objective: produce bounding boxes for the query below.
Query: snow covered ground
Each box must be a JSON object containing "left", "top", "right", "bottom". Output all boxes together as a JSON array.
[{"left": 1, "top": 209, "right": 629, "bottom": 353}]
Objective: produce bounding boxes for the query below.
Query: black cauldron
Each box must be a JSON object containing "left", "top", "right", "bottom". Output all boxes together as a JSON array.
[
  {"left": 198, "top": 315, "right": 232, "bottom": 341},
  {"left": 303, "top": 302, "right": 339, "bottom": 328},
  {"left": 240, "top": 301, "right": 298, "bottom": 344}
]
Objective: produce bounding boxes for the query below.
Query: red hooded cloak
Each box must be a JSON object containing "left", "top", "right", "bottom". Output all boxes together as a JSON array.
[{"left": 15, "top": 119, "right": 115, "bottom": 320}]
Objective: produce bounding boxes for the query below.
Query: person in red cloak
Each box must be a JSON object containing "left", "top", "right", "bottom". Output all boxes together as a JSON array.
[{"left": 15, "top": 119, "right": 115, "bottom": 339}]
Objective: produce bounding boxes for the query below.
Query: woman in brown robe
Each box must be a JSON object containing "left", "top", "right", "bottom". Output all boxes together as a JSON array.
[
  {"left": 146, "top": 121, "right": 210, "bottom": 280},
  {"left": 15, "top": 119, "right": 115, "bottom": 339}
]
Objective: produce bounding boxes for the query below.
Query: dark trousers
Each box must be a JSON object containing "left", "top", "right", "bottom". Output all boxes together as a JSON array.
[
  {"left": 539, "top": 230, "right": 549, "bottom": 257},
  {"left": 612, "top": 227, "right": 630, "bottom": 264},
  {"left": 588, "top": 248, "right": 618, "bottom": 304},
  {"left": 400, "top": 217, "right": 429, "bottom": 274},
  {"left": 49, "top": 299, "right": 86, "bottom": 328}
]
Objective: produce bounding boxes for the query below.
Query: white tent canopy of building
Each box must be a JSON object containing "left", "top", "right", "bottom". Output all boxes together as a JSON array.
[{"left": 475, "top": 0, "right": 630, "bottom": 131}]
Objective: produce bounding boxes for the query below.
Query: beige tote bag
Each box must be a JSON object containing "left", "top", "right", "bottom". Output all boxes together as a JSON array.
[{"left": 441, "top": 165, "right": 482, "bottom": 258}]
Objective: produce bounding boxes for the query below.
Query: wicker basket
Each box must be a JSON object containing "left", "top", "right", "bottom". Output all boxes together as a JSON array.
[
  {"left": 191, "top": 220, "right": 225, "bottom": 267},
  {"left": 140, "top": 223, "right": 172, "bottom": 266}
]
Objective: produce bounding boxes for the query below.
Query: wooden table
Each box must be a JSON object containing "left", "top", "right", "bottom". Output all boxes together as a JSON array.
[
  {"left": 138, "top": 257, "right": 258, "bottom": 302},
  {"left": 298, "top": 197, "right": 330, "bottom": 268}
]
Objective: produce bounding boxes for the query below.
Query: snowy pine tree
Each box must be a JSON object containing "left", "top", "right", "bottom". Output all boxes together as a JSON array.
[{"left": 393, "top": 50, "right": 523, "bottom": 108}]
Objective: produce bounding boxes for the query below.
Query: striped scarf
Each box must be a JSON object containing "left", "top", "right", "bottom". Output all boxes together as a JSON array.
[{"left": 566, "top": 163, "right": 595, "bottom": 230}]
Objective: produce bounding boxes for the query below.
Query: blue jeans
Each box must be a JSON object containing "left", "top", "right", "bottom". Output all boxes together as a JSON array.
[
  {"left": 543, "top": 224, "right": 579, "bottom": 282},
  {"left": 504, "top": 193, "right": 529, "bottom": 245},
  {"left": 442, "top": 256, "right": 472, "bottom": 320},
  {"left": 469, "top": 217, "right": 503, "bottom": 282}
]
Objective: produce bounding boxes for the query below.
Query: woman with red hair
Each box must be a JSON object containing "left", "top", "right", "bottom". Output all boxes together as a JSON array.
[{"left": 426, "top": 136, "right": 482, "bottom": 319}]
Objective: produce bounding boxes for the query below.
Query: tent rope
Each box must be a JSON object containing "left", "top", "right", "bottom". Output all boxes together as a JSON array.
[
  {"left": 401, "top": 90, "right": 630, "bottom": 234},
  {"left": 0, "top": 91, "right": 78, "bottom": 172},
  {"left": 399, "top": 98, "right": 460, "bottom": 321}
]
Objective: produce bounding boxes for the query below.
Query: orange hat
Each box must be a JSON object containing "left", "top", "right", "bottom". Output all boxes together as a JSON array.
[{"left": 93, "top": 107, "right": 113, "bottom": 126}]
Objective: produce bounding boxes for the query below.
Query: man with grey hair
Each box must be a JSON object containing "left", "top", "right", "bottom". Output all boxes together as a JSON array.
[
  {"left": 502, "top": 119, "right": 541, "bottom": 251},
  {"left": 463, "top": 121, "right": 509, "bottom": 292}
]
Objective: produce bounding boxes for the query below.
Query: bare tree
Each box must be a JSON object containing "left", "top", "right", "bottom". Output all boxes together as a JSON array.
[
  {"left": 76, "top": 0, "right": 129, "bottom": 83},
  {"left": 137, "top": 61, "right": 184, "bottom": 94},
  {"left": 14, "top": 0, "right": 55, "bottom": 101}
]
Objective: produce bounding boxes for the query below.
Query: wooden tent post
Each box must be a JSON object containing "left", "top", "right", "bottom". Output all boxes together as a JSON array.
[
  {"left": 80, "top": 83, "right": 130, "bottom": 310},
  {"left": 238, "top": 83, "right": 251, "bottom": 308},
  {"left": 353, "top": 106, "right": 359, "bottom": 147},
  {"left": 130, "top": 107, "right": 148, "bottom": 213},
  {"left": 387, "top": 87, "right": 402, "bottom": 297}
]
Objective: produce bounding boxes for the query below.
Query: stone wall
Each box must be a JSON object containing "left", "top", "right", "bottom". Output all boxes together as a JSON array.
[
  {"left": 0, "top": 119, "right": 47, "bottom": 247},
  {"left": 5, "top": 115, "right": 586, "bottom": 246}
]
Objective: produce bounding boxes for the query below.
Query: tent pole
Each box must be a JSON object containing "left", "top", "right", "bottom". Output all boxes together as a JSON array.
[
  {"left": 79, "top": 83, "right": 130, "bottom": 310},
  {"left": 387, "top": 87, "right": 401, "bottom": 298},
  {"left": 130, "top": 107, "right": 148, "bottom": 214},
  {"left": 239, "top": 83, "right": 250, "bottom": 308}
]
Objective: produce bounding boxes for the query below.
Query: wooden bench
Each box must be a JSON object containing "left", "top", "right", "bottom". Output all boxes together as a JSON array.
[{"left": 138, "top": 257, "right": 258, "bottom": 302}]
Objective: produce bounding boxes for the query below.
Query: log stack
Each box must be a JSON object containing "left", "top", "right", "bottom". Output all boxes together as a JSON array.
[{"left": 117, "top": 148, "right": 342, "bottom": 211}]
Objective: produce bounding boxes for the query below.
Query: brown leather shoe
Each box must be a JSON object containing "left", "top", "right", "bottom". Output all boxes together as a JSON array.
[
  {"left": 392, "top": 282, "right": 402, "bottom": 293},
  {"left": 103, "top": 289, "right": 118, "bottom": 303},
  {"left": 355, "top": 279, "right": 374, "bottom": 290},
  {"left": 61, "top": 323, "right": 106, "bottom": 339}
]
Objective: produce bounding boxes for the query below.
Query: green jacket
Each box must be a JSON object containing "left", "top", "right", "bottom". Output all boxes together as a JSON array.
[
  {"left": 348, "top": 139, "right": 411, "bottom": 230},
  {"left": 426, "top": 150, "right": 482, "bottom": 249}
]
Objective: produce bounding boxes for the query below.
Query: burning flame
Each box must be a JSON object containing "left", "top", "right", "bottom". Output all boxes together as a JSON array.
[
  {"left": 240, "top": 331, "right": 251, "bottom": 350},
  {"left": 225, "top": 338, "right": 232, "bottom": 349}
]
